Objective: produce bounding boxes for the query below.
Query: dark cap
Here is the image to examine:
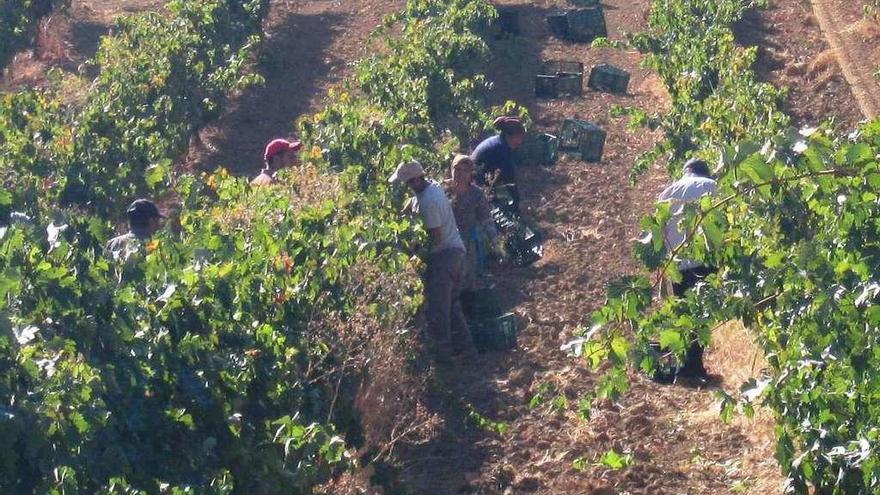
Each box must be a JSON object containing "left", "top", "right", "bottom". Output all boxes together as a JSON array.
[
  {"left": 126, "top": 199, "right": 163, "bottom": 224},
  {"left": 492, "top": 116, "right": 526, "bottom": 135},
  {"left": 683, "top": 157, "right": 711, "bottom": 177}
]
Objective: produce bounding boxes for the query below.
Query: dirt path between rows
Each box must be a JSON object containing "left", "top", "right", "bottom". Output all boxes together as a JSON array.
[
  {"left": 809, "top": 0, "right": 880, "bottom": 119},
  {"left": 391, "top": 1, "right": 783, "bottom": 493}
]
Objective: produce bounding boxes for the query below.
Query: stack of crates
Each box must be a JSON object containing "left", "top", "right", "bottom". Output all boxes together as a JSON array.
[
  {"left": 546, "top": 7, "right": 607, "bottom": 43},
  {"left": 535, "top": 60, "right": 584, "bottom": 98},
  {"left": 559, "top": 118, "right": 606, "bottom": 162},
  {"left": 515, "top": 133, "right": 559, "bottom": 166},
  {"left": 461, "top": 288, "right": 518, "bottom": 353},
  {"left": 588, "top": 63, "right": 630, "bottom": 94}
]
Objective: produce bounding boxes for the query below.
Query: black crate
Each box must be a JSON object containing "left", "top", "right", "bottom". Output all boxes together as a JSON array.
[
  {"left": 559, "top": 119, "right": 606, "bottom": 162},
  {"left": 588, "top": 63, "right": 630, "bottom": 93},
  {"left": 542, "top": 60, "right": 584, "bottom": 75},
  {"left": 546, "top": 12, "right": 569, "bottom": 38},
  {"left": 515, "top": 133, "right": 559, "bottom": 166},
  {"left": 490, "top": 201, "right": 544, "bottom": 267},
  {"left": 557, "top": 74, "right": 582, "bottom": 96},
  {"left": 504, "top": 219, "right": 543, "bottom": 267},
  {"left": 535, "top": 74, "right": 559, "bottom": 98},
  {"left": 569, "top": 0, "right": 600, "bottom": 6},
  {"left": 472, "top": 313, "right": 518, "bottom": 352},
  {"left": 496, "top": 7, "right": 520, "bottom": 36},
  {"left": 566, "top": 7, "right": 607, "bottom": 42},
  {"left": 461, "top": 288, "right": 502, "bottom": 320},
  {"left": 536, "top": 60, "right": 583, "bottom": 98}
]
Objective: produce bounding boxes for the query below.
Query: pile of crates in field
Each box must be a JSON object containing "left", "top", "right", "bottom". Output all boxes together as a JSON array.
[{"left": 510, "top": 1, "right": 633, "bottom": 166}]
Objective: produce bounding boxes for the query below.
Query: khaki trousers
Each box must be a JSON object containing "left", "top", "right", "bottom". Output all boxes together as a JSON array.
[{"left": 424, "top": 247, "right": 472, "bottom": 354}]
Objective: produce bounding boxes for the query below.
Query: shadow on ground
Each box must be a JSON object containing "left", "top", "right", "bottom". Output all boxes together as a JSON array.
[{"left": 186, "top": 11, "right": 348, "bottom": 175}]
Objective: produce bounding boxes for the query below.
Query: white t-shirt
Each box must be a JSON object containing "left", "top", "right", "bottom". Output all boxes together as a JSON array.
[
  {"left": 413, "top": 181, "right": 465, "bottom": 253},
  {"left": 658, "top": 173, "right": 717, "bottom": 270}
]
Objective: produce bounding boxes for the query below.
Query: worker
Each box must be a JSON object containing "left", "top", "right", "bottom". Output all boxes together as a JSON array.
[
  {"left": 471, "top": 116, "right": 526, "bottom": 214},
  {"left": 106, "top": 199, "right": 164, "bottom": 262},
  {"left": 656, "top": 158, "right": 718, "bottom": 381},
  {"left": 388, "top": 160, "right": 475, "bottom": 358},
  {"left": 252, "top": 138, "right": 302, "bottom": 186},
  {"left": 445, "top": 154, "right": 499, "bottom": 291}
]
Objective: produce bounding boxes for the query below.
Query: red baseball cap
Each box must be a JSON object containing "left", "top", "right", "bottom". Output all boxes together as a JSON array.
[{"left": 264, "top": 139, "right": 303, "bottom": 162}]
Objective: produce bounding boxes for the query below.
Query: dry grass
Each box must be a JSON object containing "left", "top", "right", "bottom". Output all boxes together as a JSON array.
[
  {"left": 806, "top": 48, "right": 838, "bottom": 79},
  {"left": 34, "top": 15, "right": 72, "bottom": 63},
  {"left": 705, "top": 321, "right": 781, "bottom": 495},
  {"left": 850, "top": 17, "right": 880, "bottom": 43}
]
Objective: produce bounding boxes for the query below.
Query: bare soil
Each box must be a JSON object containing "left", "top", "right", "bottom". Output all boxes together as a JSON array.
[
  {"left": 733, "top": 0, "right": 867, "bottom": 130},
  {"left": 0, "top": 0, "right": 167, "bottom": 91}
]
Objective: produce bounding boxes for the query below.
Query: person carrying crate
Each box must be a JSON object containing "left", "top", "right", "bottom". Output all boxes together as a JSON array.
[
  {"left": 389, "top": 160, "right": 475, "bottom": 359},
  {"left": 471, "top": 116, "right": 526, "bottom": 214}
]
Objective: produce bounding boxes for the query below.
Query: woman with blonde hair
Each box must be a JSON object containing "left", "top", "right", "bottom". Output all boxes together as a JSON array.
[{"left": 446, "top": 154, "right": 499, "bottom": 291}]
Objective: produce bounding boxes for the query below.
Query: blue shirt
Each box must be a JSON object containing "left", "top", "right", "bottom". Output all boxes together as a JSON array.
[{"left": 471, "top": 134, "right": 516, "bottom": 184}]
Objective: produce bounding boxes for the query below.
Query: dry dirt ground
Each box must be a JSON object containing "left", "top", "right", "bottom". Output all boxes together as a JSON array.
[
  {"left": 733, "top": 0, "right": 868, "bottom": 129},
  {"left": 4, "top": 0, "right": 875, "bottom": 493}
]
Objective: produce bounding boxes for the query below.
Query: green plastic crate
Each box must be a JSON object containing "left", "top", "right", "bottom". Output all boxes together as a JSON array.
[
  {"left": 515, "top": 133, "right": 559, "bottom": 166},
  {"left": 559, "top": 118, "right": 606, "bottom": 162},
  {"left": 461, "top": 288, "right": 502, "bottom": 320},
  {"left": 472, "top": 313, "right": 518, "bottom": 352},
  {"left": 566, "top": 7, "right": 607, "bottom": 43},
  {"left": 588, "top": 63, "right": 630, "bottom": 94}
]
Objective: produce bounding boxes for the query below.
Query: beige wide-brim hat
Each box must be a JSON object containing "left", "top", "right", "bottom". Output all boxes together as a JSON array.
[{"left": 388, "top": 160, "right": 426, "bottom": 183}]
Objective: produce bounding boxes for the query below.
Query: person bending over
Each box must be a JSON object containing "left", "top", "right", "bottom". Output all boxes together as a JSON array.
[
  {"left": 389, "top": 160, "right": 475, "bottom": 359},
  {"left": 471, "top": 116, "right": 526, "bottom": 213},
  {"left": 657, "top": 158, "right": 718, "bottom": 380}
]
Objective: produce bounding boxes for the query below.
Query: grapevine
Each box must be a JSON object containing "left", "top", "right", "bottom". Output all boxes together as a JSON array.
[{"left": 578, "top": 0, "right": 880, "bottom": 492}]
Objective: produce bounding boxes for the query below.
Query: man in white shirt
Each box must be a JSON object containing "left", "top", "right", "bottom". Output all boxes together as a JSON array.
[
  {"left": 389, "top": 160, "right": 474, "bottom": 358},
  {"left": 657, "top": 158, "right": 717, "bottom": 380}
]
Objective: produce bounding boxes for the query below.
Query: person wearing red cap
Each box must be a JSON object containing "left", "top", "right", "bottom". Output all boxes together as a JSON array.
[
  {"left": 471, "top": 116, "right": 527, "bottom": 213},
  {"left": 252, "top": 138, "right": 303, "bottom": 186}
]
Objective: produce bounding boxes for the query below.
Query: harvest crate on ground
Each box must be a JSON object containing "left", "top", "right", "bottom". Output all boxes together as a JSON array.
[
  {"left": 535, "top": 60, "right": 584, "bottom": 98},
  {"left": 559, "top": 118, "right": 606, "bottom": 162},
  {"left": 588, "top": 63, "right": 630, "bottom": 94},
  {"left": 471, "top": 313, "right": 518, "bottom": 352},
  {"left": 515, "top": 133, "right": 559, "bottom": 165},
  {"left": 545, "top": 8, "right": 607, "bottom": 42}
]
